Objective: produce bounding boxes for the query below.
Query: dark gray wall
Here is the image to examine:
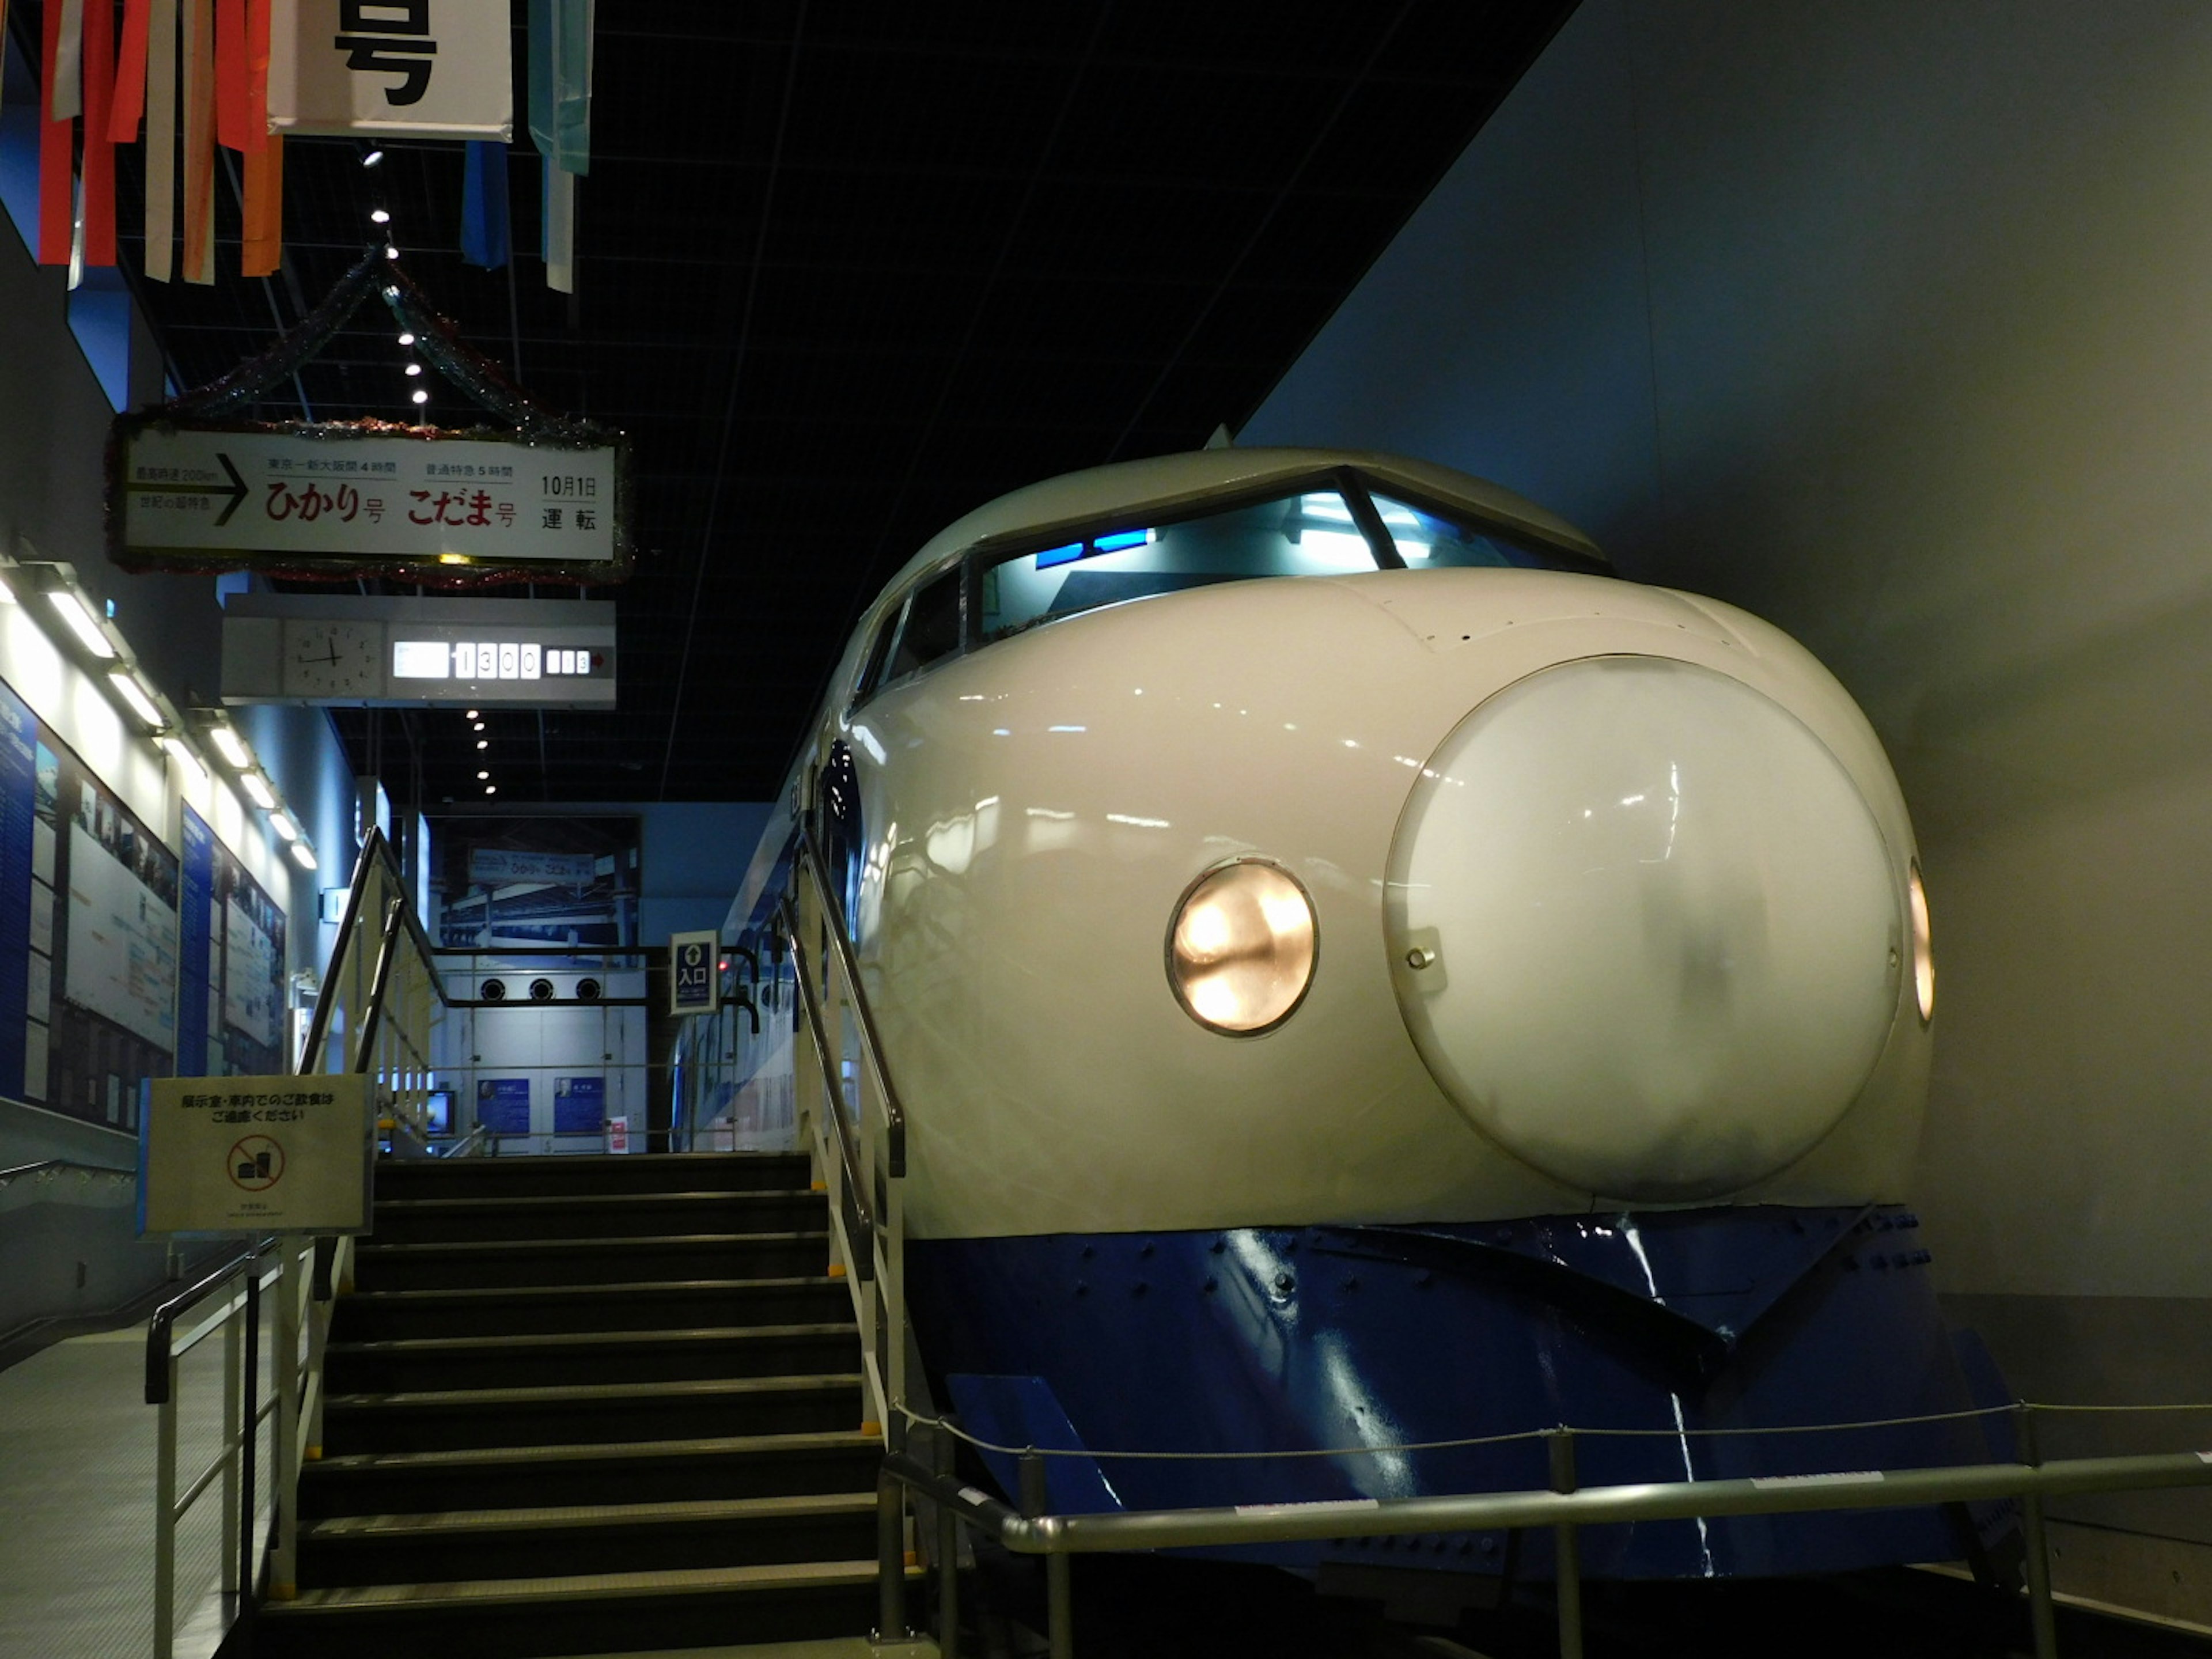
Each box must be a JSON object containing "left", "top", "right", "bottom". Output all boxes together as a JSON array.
[{"left": 1244, "top": 0, "right": 2212, "bottom": 1621}]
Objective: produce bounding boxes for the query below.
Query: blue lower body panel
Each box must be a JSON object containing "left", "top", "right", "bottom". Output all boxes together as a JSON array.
[{"left": 906, "top": 1206, "right": 2017, "bottom": 1581}]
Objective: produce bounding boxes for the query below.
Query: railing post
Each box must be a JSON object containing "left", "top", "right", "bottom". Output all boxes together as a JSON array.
[
  {"left": 876, "top": 1463, "right": 909, "bottom": 1642},
  {"left": 240, "top": 1270, "right": 261, "bottom": 1619},
  {"left": 153, "top": 1352, "right": 178, "bottom": 1659},
  {"left": 2017, "top": 1404, "right": 2061, "bottom": 1659},
  {"left": 935, "top": 1423, "right": 962, "bottom": 1659},
  {"left": 1547, "top": 1428, "right": 1584, "bottom": 1659},
  {"left": 271, "top": 1248, "right": 301, "bottom": 1599},
  {"left": 1017, "top": 1451, "right": 1073, "bottom": 1659},
  {"left": 220, "top": 1310, "right": 241, "bottom": 1594}
]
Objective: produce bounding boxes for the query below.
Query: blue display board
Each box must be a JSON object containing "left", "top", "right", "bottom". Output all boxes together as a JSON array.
[
  {"left": 476, "top": 1076, "right": 531, "bottom": 1133},
  {"left": 177, "top": 810, "right": 215, "bottom": 1078},
  {"left": 0, "top": 681, "right": 34, "bottom": 1100},
  {"left": 553, "top": 1074, "right": 604, "bottom": 1134}
]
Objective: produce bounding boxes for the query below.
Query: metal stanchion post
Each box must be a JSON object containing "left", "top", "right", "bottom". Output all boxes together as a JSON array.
[
  {"left": 1547, "top": 1428, "right": 1584, "bottom": 1659},
  {"left": 220, "top": 1310, "right": 241, "bottom": 1594},
  {"left": 877, "top": 1464, "right": 908, "bottom": 1641},
  {"left": 2017, "top": 1404, "right": 2061, "bottom": 1659},
  {"left": 936, "top": 1425, "right": 961, "bottom": 1659},
  {"left": 153, "top": 1354, "right": 178, "bottom": 1659},
  {"left": 1018, "top": 1451, "right": 1073, "bottom": 1659},
  {"left": 240, "top": 1272, "right": 260, "bottom": 1620},
  {"left": 272, "top": 1249, "right": 300, "bottom": 1598}
]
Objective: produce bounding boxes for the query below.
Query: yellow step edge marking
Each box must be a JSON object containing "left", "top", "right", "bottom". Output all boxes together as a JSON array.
[
  {"left": 810, "top": 1180, "right": 827, "bottom": 1192},
  {"left": 304, "top": 1445, "right": 322, "bottom": 1461},
  {"left": 861, "top": 1421, "right": 882, "bottom": 1437},
  {"left": 827, "top": 1262, "right": 847, "bottom": 1278},
  {"left": 270, "top": 1582, "right": 297, "bottom": 1601}
]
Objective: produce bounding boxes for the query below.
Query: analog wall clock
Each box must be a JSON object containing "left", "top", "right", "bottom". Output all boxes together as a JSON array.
[{"left": 281, "top": 620, "right": 384, "bottom": 699}]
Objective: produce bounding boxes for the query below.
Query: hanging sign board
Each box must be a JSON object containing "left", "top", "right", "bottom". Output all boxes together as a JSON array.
[
  {"left": 111, "top": 422, "right": 630, "bottom": 585},
  {"left": 671, "top": 931, "right": 721, "bottom": 1018},
  {"left": 139, "top": 1073, "right": 374, "bottom": 1236},
  {"left": 269, "top": 0, "right": 514, "bottom": 140}
]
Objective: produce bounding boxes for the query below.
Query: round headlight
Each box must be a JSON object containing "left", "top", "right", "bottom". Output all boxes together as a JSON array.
[
  {"left": 1166, "top": 859, "right": 1317, "bottom": 1035},
  {"left": 1908, "top": 860, "right": 1934, "bottom": 1024}
]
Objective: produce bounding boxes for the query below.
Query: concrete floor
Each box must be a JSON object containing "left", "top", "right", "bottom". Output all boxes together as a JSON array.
[{"left": 0, "top": 1315, "right": 272, "bottom": 1659}]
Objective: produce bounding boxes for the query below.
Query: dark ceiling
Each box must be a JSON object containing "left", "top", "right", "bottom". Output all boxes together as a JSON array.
[{"left": 21, "top": 1, "right": 1578, "bottom": 805}]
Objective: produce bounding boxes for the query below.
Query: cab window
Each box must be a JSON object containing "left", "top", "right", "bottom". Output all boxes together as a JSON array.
[
  {"left": 850, "top": 600, "right": 904, "bottom": 706},
  {"left": 885, "top": 567, "right": 962, "bottom": 683}
]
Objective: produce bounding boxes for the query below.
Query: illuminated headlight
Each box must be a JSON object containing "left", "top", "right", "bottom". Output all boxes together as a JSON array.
[
  {"left": 1908, "top": 861, "right": 1934, "bottom": 1024},
  {"left": 1166, "top": 859, "right": 1317, "bottom": 1035}
]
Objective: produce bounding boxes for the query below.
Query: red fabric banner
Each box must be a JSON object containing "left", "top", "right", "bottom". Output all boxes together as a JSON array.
[
  {"left": 111, "top": 0, "right": 153, "bottom": 142},
  {"left": 245, "top": 0, "right": 270, "bottom": 154},
  {"left": 214, "top": 0, "right": 246, "bottom": 151},
  {"left": 38, "top": 0, "right": 73, "bottom": 264},
  {"left": 82, "top": 0, "right": 116, "bottom": 264},
  {"left": 241, "top": 130, "right": 282, "bottom": 276}
]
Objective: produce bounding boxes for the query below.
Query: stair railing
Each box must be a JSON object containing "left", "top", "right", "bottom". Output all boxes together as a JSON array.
[
  {"left": 780, "top": 825, "right": 908, "bottom": 1423},
  {"left": 779, "top": 825, "right": 913, "bottom": 1638},
  {"left": 149, "top": 827, "right": 445, "bottom": 1653}
]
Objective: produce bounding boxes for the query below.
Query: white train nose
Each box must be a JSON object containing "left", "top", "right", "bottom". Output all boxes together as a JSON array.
[{"left": 1384, "top": 656, "right": 1902, "bottom": 1201}]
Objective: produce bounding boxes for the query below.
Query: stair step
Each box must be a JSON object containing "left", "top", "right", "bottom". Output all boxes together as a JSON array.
[
  {"left": 323, "top": 1374, "right": 866, "bottom": 1454},
  {"left": 372, "top": 1152, "right": 813, "bottom": 1202},
  {"left": 324, "top": 1323, "right": 860, "bottom": 1390},
  {"left": 255, "top": 1558, "right": 885, "bottom": 1659},
  {"left": 370, "top": 1189, "right": 824, "bottom": 1243},
  {"left": 299, "top": 1493, "right": 879, "bottom": 1588},
  {"left": 300, "top": 1429, "right": 883, "bottom": 1519},
  {"left": 333, "top": 1277, "right": 853, "bottom": 1339},
  {"left": 350, "top": 1232, "right": 831, "bottom": 1291}
]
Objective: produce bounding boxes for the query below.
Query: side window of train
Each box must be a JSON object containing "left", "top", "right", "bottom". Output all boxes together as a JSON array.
[
  {"left": 884, "top": 566, "right": 963, "bottom": 684},
  {"left": 850, "top": 600, "right": 906, "bottom": 709}
]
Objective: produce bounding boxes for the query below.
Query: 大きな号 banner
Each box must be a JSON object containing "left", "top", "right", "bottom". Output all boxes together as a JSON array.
[{"left": 268, "top": 0, "right": 513, "bottom": 140}]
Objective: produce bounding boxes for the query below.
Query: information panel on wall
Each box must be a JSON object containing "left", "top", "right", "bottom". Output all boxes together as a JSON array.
[
  {"left": 139, "top": 1073, "right": 372, "bottom": 1236},
  {"left": 0, "top": 677, "right": 179, "bottom": 1128},
  {"left": 179, "top": 809, "right": 290, "bottom": 1080}
]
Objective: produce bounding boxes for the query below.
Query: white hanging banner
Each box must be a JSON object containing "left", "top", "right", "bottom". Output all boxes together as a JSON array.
[{"left": 268, "top": 0, "right": 513, "bottom": 140}]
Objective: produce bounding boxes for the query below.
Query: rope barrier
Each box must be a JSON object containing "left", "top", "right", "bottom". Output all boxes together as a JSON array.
[{"left": 895, "top": 1398, "right": 2212, "bottom": 1462}]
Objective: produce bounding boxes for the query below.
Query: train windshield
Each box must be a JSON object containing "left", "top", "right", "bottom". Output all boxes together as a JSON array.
[{"left": 976, "top": 483, "right": 1577, "bottom": 643}]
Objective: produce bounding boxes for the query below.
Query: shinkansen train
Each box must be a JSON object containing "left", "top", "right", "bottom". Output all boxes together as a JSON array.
[{"left": 722, "top": 446, "right": 2013, "bottom": 1587}]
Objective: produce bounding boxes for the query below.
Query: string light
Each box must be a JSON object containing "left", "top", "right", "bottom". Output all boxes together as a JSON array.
[
  {"left": 411, "top": 389, "right": 429, "bottom": 404},
  {"left": 370, "top": 209, "right": 390, "bottom": 225},
  {"left": 362, "top": 149, "right": 384, "bottom": 168},
  {"left": 397, "top": 332, "right": 416, "bottom": 346}
]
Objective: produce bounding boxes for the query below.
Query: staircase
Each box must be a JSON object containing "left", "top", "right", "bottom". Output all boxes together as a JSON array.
[{"left": 256, "top": 1152, "right": 890, "bottom": 1659}]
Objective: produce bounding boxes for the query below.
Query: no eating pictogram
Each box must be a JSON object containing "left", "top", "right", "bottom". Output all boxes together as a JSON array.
[{"left": 227, "top": 1135, "right": 286, "bottom": 1192}]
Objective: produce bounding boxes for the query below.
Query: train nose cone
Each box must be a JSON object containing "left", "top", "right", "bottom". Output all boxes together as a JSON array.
[{"left": 1385, "top": 656, "right": 1901, "bottom": 1201}]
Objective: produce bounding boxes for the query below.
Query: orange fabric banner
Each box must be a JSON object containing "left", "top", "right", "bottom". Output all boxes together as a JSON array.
[
  {"left": 111, "top": 0, "right": 153, "bottom": 142},
  {"left": 245, "top": 0, "right": 270, "bottom": 153},
  {"left": 82, "top": 0, "right": 116, "bottom": 265},
  {"left": 241, "top": 131, "right": 282, "bottom": 276},
  {"left": 38, "top": 0, "right": 73, "bottom": 264},
  {"left": 183, "top": 0, "right": 216, "bottom": 283},
  {"left": 214, "top": 0, "right": 247, "bottom": 150}
]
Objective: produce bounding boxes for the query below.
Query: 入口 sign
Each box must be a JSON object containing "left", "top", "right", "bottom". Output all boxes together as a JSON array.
[
  {"left": 671, "top": 930, "right": 719, "bottom": 1018},
  {"left": 139, "top": 1073, "right": 374, "bottom": 1236},
  {"left": 270, "top": 0, "right": 514, "bottom": 140}
]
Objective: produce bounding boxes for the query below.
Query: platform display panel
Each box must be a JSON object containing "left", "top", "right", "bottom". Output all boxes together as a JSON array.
[{"left": 0, "top": 676, "right": 179, "bottom": 1128}]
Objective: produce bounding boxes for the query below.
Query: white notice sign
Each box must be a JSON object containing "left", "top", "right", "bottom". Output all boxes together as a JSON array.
[
  {"left": 116, "top": 426, "right": 622, "bottom": 573},
  {"left": 269, "top": 0, "right": 514, "bottom": 141},
  {"left": 140, "top": 1073, "right": 374, "bottom": 1236}
]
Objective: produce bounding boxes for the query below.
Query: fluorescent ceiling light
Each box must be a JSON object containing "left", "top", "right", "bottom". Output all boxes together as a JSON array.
[
  {"left": 109, "top": 670, "right": 164, "bottom": 728},
  {"left": 46, "top": 589, "right": 116, "bottom": 658},
  {"left": 160, "top": 735, "right": 206, "bottom": 786},
  {"left": 241, "top": 773, "right": 277, "bottom": 810},
  {"left": 0, "top": 569, "right": 16, "bottom": 604},
  {"left": 269, "top": 813, "right": 300, "bottom": 843},
  {"left": 290, "top": 841, "right": 319, "bottom": 870},
  {"left": 209, "top": 725, "right": 252, "bottom": 769}
]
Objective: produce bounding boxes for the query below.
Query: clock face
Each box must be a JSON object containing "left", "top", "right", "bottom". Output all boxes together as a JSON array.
[{"left": 282, "top": 621, "right": 384, "bottom": 700}]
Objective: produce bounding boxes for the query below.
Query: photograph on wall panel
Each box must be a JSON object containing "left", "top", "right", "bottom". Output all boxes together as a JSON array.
[
  {"left": 429, "top": 815, "right": 641, "bottom": 958},
  {"left": 0, "top": 677, "right": 179, "bottom": 1127}
]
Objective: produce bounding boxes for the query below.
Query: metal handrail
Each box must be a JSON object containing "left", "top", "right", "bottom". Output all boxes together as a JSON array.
[
  {"left": 882, "top": 1421, "right": 2212, "bottom": 1659},
  {"left": 778, "top": 895, "right": 875, "bottom": 1245},
  {"left": 0, "top": 1156, "right": 137, "bottom": 1183},
  {"left": 145, "top": 1240, "right": 274, "bottom": 1406},
  {"left": 791, "top": 825, "right": 907, "bottom": 1176}
]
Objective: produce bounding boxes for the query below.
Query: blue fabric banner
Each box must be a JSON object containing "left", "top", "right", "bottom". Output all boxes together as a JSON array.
[{"left": 460, "top": 140, "right": 510, "bottom": 269}]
